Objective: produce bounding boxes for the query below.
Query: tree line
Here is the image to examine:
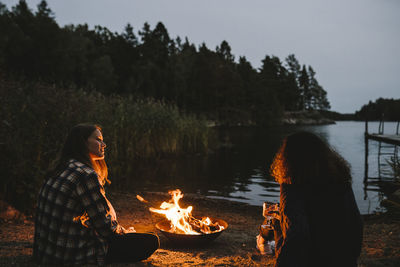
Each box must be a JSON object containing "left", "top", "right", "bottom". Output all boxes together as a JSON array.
[
  {"left": 355, "top": 98, "right": 400, "bottom": 121},
  {"left": 0, "top": 0, "right": 330, "bottom": 125}
]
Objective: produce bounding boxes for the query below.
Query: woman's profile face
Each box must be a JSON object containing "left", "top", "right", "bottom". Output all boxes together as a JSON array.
[{"left": 87, "top": 129, "right": 106, "bottom": 160}]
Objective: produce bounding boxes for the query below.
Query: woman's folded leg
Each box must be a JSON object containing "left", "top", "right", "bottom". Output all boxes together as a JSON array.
[{"left": 106, "top": 233, "right": 160, "bottom": 263}]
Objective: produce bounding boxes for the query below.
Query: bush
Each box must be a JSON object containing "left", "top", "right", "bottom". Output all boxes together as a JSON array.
[{"left": 0, "top": 76, "right": 212, "bottom": 213}]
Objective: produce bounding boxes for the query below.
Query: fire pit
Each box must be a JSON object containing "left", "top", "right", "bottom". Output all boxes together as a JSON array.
[
  {"left": 156, "top": 217, "right": 228, "bottom": 246},
  {"left": 137, "top": 189, "right": 228, "bottom": 246}
]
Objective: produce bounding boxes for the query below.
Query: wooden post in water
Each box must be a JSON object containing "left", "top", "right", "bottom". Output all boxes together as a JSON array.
[{"left": 364, "top": 119, "right": 369, "bottom": 184}]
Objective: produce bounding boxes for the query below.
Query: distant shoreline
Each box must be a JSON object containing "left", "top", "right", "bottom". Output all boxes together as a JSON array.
[
  {"left": 281, "top": 110, "right": 335, "bottom": 125},
  {"left": 208, "top": 110, "right": 399, "bottom": 127}
]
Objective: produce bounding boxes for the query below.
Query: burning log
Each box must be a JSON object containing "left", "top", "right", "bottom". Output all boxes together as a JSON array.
[
  {"left": 137, "top": 189, "right": 228, "bottom": 245},
  {"left": 188, "top": 216, "right": 223, "bottom": 234},
  {"left": 138, "top": 189, "right": 225, "bottom": 235}
]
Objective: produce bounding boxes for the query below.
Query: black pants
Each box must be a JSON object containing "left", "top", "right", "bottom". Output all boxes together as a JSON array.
[{"left": 106, "top": 233, "right": 159, "bottom": 263}]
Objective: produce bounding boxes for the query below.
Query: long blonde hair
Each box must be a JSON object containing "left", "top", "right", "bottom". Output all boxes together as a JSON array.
[
  {"left": 91, "top": 157, "right": 110, "bottom": 186},
  {"left": 48, "top": 123, "right": 110, "bottom": 185}
]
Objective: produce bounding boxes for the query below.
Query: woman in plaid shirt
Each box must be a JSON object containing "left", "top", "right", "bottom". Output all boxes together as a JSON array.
[{"left": 33, "top": 123, "right": 159, "bottom": 265}]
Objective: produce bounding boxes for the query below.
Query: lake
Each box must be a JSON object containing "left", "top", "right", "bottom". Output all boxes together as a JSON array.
[{"left": 121, "top": 121, "right": 399, "bottom": 215}]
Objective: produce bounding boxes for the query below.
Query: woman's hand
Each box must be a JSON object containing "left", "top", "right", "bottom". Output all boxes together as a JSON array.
[
  {"left": 267, "top": 210, "right": 281, "bottom": 221},
  {"left": 263, "top": 203, "right": 281, "bottom": 221}
]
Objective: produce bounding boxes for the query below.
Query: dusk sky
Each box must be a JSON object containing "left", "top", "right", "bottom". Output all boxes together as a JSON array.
[{"left": 3, "top": 0, "right": 399, "bottom": 113}]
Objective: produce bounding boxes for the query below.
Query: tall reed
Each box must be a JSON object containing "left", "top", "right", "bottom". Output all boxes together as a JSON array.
[{"left": 0, "top": 77, "right": 212, "bottom": 213}]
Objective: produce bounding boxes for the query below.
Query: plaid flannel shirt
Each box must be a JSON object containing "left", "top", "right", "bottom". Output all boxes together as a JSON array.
[{"left": 33, "top": 159, "right": 124, "bottom": 265}]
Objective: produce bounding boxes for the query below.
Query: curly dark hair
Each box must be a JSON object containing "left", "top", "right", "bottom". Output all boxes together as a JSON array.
[{"left": 270, "top": 131, "right": 351, "bottom": 185}]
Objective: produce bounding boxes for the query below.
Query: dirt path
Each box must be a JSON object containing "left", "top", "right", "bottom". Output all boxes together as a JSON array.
[{"left": 1, "top": 191, "right": 399, "bottom": 266}]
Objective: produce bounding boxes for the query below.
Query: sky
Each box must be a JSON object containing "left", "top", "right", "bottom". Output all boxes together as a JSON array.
[{"left": 3, "top": 0, "right": 400, "bottom": 113}]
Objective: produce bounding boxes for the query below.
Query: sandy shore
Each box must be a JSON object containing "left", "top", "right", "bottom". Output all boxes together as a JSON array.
[{"left": 1, "top": 191, "right": 399, "bottom": 266}]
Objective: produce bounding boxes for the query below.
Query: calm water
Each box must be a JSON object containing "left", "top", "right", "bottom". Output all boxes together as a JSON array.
[{"left": 121, "top": 121, "right": 399, "bottom": 215}]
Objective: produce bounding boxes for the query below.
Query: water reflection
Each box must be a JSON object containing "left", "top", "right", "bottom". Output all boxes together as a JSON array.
[{"left": 117, "top": 121, "right": 399, "bottom": 215}]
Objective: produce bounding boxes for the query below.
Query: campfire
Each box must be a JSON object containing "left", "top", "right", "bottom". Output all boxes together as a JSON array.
[{"left": 137, "top": 189, "right": 228, "bottom": 245}]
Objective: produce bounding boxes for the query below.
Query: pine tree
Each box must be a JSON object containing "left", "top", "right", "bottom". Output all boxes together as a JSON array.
[
  {"left": 216, "top": 40, "right": 234, "bottom": 63},
  {"left": 308, "top": 66, "right": 330, "bottom": 110},
  {"left": 298, "top": 65, "right": 309, "bottom": 110},
  {"left": 285, "top": 54, "right": 301, "bottom": 82},
  {"left": 36, "top": 0, "right": 53, "bottom": 18},
  {"left": 122, "top": 23, "right": 138, "bottom": 46}
]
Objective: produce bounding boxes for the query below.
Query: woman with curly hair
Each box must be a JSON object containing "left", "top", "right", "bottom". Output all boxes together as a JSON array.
[{"left": 266, "top": 131, "right": 363, "bottom": 267}]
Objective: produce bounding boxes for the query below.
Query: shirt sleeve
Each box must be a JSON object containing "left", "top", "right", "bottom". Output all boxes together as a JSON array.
[
  {"left": 75, "top": 172, "right": 124, "bottom": 238},
  {"left": 275, "top": 184, "right": 311, "bottom": 267}
]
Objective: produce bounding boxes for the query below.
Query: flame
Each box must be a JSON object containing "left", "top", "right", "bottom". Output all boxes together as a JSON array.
[{"left": 148, "top": 189, "right": 225, "bottom": 235}]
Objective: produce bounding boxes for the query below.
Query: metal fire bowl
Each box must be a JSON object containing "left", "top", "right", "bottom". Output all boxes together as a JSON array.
[{"left": 155, "top": 217, "right": 228, "bottom": 246}]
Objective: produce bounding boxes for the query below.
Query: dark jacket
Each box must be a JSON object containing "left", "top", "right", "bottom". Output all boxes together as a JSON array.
[{"left": 275, "top": 182, "right": 363, "bottom": 267}]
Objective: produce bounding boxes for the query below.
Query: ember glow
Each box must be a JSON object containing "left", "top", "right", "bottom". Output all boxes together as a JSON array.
[
  {"left": 138, "top": 189, "right": 225, "bottom": 235},
  {"left": 136, "top": 194, "right": 148, "bottom": 203}
]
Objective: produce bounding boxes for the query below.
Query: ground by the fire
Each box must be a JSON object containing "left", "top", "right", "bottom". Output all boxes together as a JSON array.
[{"left": 1, "top": 191, "right": 399, "bottom": 266}]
